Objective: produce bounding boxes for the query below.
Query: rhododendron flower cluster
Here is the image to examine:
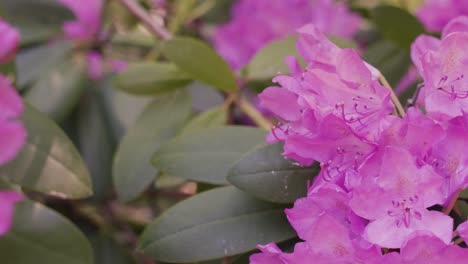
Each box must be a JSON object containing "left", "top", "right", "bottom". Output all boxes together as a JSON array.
[
  {"left": 0, "top": 19, "right": 25, "bottom": 237},
  {"left": 213, "top": 0, "right": 361, "bottom": 70},
  {"left": 252, "top": 18, "right": 468, "bottom": 263}
]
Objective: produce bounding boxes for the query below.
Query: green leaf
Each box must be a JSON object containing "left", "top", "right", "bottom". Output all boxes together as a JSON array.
[
  {"left": 99, "top": 77, "right": 152, "bottom": 140},
  {"left": 77, "top": 87, "right": 115, "bottom": 200},
  {"left": 0, "top": 0, "right": 74, "bottom": 45},
  {"left": 113, "top": 89, "right": 192, "bottom": 202},
  {"left": 228, "top": 143, "right": 319, "bottom": 204},
  {"left": 363, "top": 39, "right": 411, "bottom": 86},
  {"left": 371, "top": 5, "right": 426, "bottom": 50},
  {"left": 113, "top": 62, "right": 192, "bottom": 95},
  {"left": 153, "top": 126, "right": 266, "bottom": 185},
  {"left": 0, "top": 199, "right": 93, "bottom": 264},
  {"left": 138, "top": 186, "right": 295, "bottom": 263},
  {"left": 246, "top": 35, "right": 299, "bottom": 81},
  {"left": 0, "top": 104, "right": 92, "bottom": 199},
  {"left": 24, "top": 60, "right": 87, "bottom": 122},
  {"left": 162, "top": 36, "right": 238, "bottom": 92},
  {"left": 16, "top": 41, "right": 72, "bottom": 88},
  {"left": 181, "top": 106, "right": 226, "bottom": 135}
]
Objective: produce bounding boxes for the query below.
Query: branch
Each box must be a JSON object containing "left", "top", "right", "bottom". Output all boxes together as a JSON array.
[
  {"left": 119, "top": 0, "right": 172, "bottom": 40},
  {"left": 237, "top": 97, "right": 273, "bottom": 130},
  {"left": 378, "top": 75, "right": 406, "bottom": 117}
]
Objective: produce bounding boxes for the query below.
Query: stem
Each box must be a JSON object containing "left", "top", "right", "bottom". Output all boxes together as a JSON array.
[
  {"left": 406, "top": 83, "right": 424, "bottom": 108},
  {"left": 443, "top": 189, "right": 462, "bottom": 215},
  {"left": 119, "top": 0, "right": 172, "bottom": 40},
  {"left": 453, "top": 237, "right": 464, "bottom": 245},
  {"left": 237, "top": 97, "right": 273, "bottom": 130},
  {"left": 378, "top": 75, "right": 406, "bottom": 117}
]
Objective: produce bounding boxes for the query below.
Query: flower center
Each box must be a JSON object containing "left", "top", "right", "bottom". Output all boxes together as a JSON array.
[
  {"left": 387, "top": 195, "right": 423, "bottom": 228},
  {"left": 437, "top": 75, "right": 468, "bottom": 100}
]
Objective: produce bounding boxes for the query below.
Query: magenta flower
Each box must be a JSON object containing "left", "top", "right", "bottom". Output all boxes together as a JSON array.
[
  {"left": 59, "top": 0, "right": 102, "bottom": 42},
  {"left": 0, "top": 19, "right": 20, "bottom": 64},
  {"left": 258, "top": 25, "right": 393, "bottom": 186},
  {"left": 213, "top": 0, "right": 361, "bottom": 70},
  {"left": 0, "top": 191, "right": 24, "bottom": 236},
  {"left": 251, "top": 214, "right": 382, "bottom": 263},
  {"left": 417, "top": 0, "right": 468, "bottom": 32},
  {"left": 398, "top": 232, "right": 468, "bottom": 263},
  {"left": 0, "top": 76, "right": 26, "bottom": 165},
  {"left": 411, "top": 16, "right": 468, "bottom": 121},
  {"left": 349, "top": 146, "right": 452, "bottom": 248},
  {"left": 426, "top": 115, "right": 468, "bottom": 202}
]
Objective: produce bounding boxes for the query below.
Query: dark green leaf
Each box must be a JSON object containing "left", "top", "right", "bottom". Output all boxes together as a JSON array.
[
  {"left": 77, "top": 87, "right": 115, "bottom": 200},
  {"left": 138, "top": 186, "right": 295, "bottom": 263},
  {"left": 24, "top": 60, "right": 87, "bottom": 122},
  {"left": 181, "top": 106, "right": 226, "bottom": 135},
  {"left": 162, "top": 37, "right": 238, "bottom": 92},
  {"left": 363, "top": 40, "right": 411, "bottom": 86},
  {"left": 246, "top": 35, "right": 299, "bottom": 81},
  {"left": 113, "top": 62, "right": 192, "bottom": 95},
  {"left": 0, "top": 199, "right": 93, "bottom": 264},
  {"left": 0, "top": 0, "right": 74, "bottom": 45},
  {"left": 0, "top": 104, "right": 92, "bottom": 199},
  {"left": 113, "top": 89, "right": 192, "bottom": 201},
  {"left": 153, "top": 126, "right": 266, "bottom": 184},
  {"left": 372, "top": 5, "right": 425, "bottom": 50},
  {"left": 228, "top": 143, "right": 319, "bottom": 204}
]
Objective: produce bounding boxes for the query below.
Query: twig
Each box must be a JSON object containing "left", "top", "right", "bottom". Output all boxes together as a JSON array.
[
  {"left": 378, "top": 75, "right": 406, "bottom": 117},
  {"left": 236, "top": 97, "right": 273, "bottom": 130},
  {"left": 119, "top": 0, "right": 172, "bottom": 40},
  {"left": 453, "top": 237, "right": 464, "bottom": 245},
  {"left": 406, "top": 83, "right": 424, "bottom": 108}
]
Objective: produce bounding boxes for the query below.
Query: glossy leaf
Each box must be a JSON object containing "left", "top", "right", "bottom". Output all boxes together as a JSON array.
[
  {"left": 228, "top": 143, "right": 319, "bottom": 204},
  {"left": 180, "top": 106, "right": 226, "bottom": 135},
  {"left": 153, "top": 126, "right": 266, "bottom": 184},
  {"left": 0, "top": 199, "right": 93, "bottom": 264},
  {"left": 113, "top": 62, "right": 192, "bottom": 95},
  {"left": 162, "top": 36, "right": 238, "bottom": 92},
  {"left": 138, "top": 186, "right": 295, "bottom": 263},
  {"left": 372, "top": 5, "right": 425, "bottom": 50},
  {"left": 0, "top": 104, "right": 92, "bottom": 199},
  {"left": 246, "top": 35, "right": 299, "bottom": 81},
  {"left": 24, "top": 60, "right": 87, "bottom": 122},
  {"left": 113, "top": 89, "right": 192, "bottom": 201}
]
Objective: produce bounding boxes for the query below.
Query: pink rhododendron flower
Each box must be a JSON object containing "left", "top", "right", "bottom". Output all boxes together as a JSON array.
[
  {"left": 411, "top": 16, "right": 468, "bottom": 121},
  {"left": 0, "top": 76, "right": 26, "bottom": 165},
  {"left": 256, "top": 19, "right": 468, "bottom": 262},
  {"left": 213, "top": 0, "right": 361, "bottom": 69},
  {"left": 350, "top": 146, "right": 452, "bottom": 248},
  {"left": 396, "top": 232, "right": 468, "bottom": 263},
  {"left": 417, "top": 0, "right": 468, "bottom": 32},
  {"left": 0, "top": 191, "right": 24, "bottom": 236},
  {"left": 251, "top": 214, "right": 382, "bottom": 263},
  {"left": 0, "top": 19, "right": 20, "bottom": 64},
  {"left": 59, "top": 0, "right": 102, "bottom": 42},
  {"left": 258, "top": 24, "right": 392, "bottom": 184}
]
